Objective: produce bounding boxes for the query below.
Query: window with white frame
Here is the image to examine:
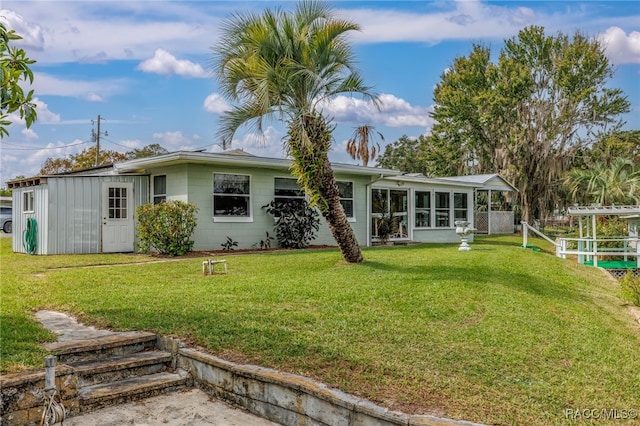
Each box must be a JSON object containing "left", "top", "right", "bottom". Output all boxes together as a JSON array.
[
  {"left": 213, "top": 173, "right": 251, "bottom": 217},
  {"left": 153, "top": 175, "right": 166, "bottom": 204},
  {"left": 337, "top": 181, "right": 354, "bottom": 218},
  {"left": 415, "top": 191, "right": 431, "bottom": 227},
  {"left": 23, "top": 191, "right": 35, "bottom": 213},
  {"left": 435, "top": 192, "right": 450, "bottom": 227},
  {"left": 107, "top": 187, "right": 128, "bottom": 219},
  {"left": 274, "top": 178, "right": 305, "bottom": 209},
  {"left": 454, "top": 192, "right": 468, "bottom": 222}
]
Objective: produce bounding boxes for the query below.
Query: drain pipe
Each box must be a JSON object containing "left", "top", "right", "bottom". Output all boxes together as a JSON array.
[{"left": 41, "top": 356, "right": 66, "bottom": 426}]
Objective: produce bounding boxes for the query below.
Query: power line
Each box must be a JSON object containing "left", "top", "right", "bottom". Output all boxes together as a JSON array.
[
  {"left": 0, "top": 139, "right": 93, "bottom": 151},
  {"left": 99, "top": 136, "right": 135, "bottom": 150}
]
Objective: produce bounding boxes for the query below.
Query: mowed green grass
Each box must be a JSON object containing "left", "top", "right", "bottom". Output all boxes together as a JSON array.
[{"left": 1, "top": 236, "right": 639, "bottom": 425}]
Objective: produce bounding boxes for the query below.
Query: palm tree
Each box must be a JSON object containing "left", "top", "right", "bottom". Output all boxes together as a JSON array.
[
  {"left": 565, "top": 157, "right": 640, "bottom": 205},
  {"left": 346, "top": 125, "right": 384, "bottom": 167},
  {"left": 212, "top": 0, "right": 379, "bottom": 263}
]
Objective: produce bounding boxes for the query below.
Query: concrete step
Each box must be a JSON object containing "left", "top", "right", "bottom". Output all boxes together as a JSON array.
[
  {"left": 78, "top": 370, "right": 191, "bottom": 413},
  {"left": 71, "top": 350, "right": 173, "bottom": 387},
  {"left": 43, "top": 331, "right": 157, "bottom": 363}
]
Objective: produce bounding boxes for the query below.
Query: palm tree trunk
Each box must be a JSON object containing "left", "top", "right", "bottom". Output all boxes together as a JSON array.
[
  {"left": 317, "top": 155, "right": 364, "bottom": 263},
  {"left": 288, "top": 113, "right": 364, "bottom": 263}
]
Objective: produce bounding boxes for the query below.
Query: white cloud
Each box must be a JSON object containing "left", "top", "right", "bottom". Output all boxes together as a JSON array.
[
  {"left": 137, "top": 49, "right": 209, "bottom": 78},
  {"left": 33, "top": 98, "right": 61, "bottom": 124},
  {"left": 340, "top": 1, "right": 542, "bottom": 45},
  {"left": 16, "top": 139, "right": 90, "bottom": 179},
  {"left": 598, "top": 26, "right": 640, "bottom": 65},
  {"left": 0, "top": 9, "right": 45, "bottom": 50},
  {"left": 320, "top": 93, "right": 433, "bottom": 128},
  {"left": 1, "top": 3, "right": 220, "bottom": 65},
  {"left": 203, "top": 93, "right": 230, "bottom": 114},
  {"left": 153, "top": 130, "right": 190, "bottom": 146},
  {"left": 85, "top": 93, "right": 104, "bottom": 102},
  {"left": 152, "top": 130, "right": 204, "bottom": 151},
  {"left": 2, "top": 97, "right": 59, "bottom": 132},
  {"left": 5, "top": 0, "right": 637, "bottom": 67},
  {"left": 212, "top": 126, "right": 286, "bottom": 158},
  {"left": 33, "top": 73, "right": 128, "bottom": 101},
  {"left": 20, "top": 128, "right": 38, "bottom": 140},
  {"left": 118, "top": 139, "right": 143, "bottom": 150}
]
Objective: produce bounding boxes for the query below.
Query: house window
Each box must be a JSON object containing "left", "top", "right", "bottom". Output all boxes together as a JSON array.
[
  {"left": 454, "top": 193, "right": 468, "bottom": 222},
  {"left": 107, "top": 187, "right": 128, "bottom": 219},
  {"left": 435, "top": 192, "right": 450, "bottom": 227},
  {"left": 23, "top": 191, "right": 35, "bottom": 213},
  {"left": 274, "top": 177, "right": 305, "bottom": 209},
  {"left": 415, "top": 191, "right": 431, "bottom": 228},
  {"left": 337, "top": 181, "right": 354, "bottom": 218},
  {"left": 153, "top": 175, "right": 166, "bottom": 204},
  {"left": 213, "top": 173, "right": 250, "bottom": 217}
]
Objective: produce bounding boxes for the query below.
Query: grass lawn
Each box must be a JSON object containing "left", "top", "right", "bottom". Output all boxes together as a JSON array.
[{"left": 1, "top": 235, "right": 639, "bottom": 425}]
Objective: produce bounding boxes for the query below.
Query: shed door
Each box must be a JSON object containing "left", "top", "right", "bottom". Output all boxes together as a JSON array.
[{"left": 101, "top": 182, "right": 134, "bottom": 252}]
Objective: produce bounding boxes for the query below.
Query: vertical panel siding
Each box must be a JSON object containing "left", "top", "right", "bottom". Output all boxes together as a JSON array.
[
  {"left": 11, "top": 175, "right": 148, "bottom": 255},
  {"left": 11, "top": 185, "right": 48, "bottom": 254},
  {"left": 49, "top": 178, "right": 100, "bottom": 254}
]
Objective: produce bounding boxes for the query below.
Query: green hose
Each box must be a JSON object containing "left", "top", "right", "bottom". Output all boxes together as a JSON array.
[{"left": 23, "top": 217, "right": 38, "bottom": 255}]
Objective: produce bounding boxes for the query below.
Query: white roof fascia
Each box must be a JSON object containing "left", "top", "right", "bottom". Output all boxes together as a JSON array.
[
  {"left": 441, "top": 174, "right": 518, "bottom": 192},
  {"left": 384, "top": 175, "right": 477, "bottom": 188},
  {"left": 114, "top": 151, "right": 401, "bottom": 177},
  {"left": 567, "top": 206, "right": 640, "bottom": 216}
]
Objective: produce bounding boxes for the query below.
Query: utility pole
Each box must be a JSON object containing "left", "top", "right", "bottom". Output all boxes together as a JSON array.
[{"left": 91, "top": 115, "right": 108, "bottom": 167}]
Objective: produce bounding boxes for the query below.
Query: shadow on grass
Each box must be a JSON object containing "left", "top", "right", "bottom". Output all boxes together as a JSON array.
[{"left": 359, "top": 261, "right": 584, "bottom": 302}]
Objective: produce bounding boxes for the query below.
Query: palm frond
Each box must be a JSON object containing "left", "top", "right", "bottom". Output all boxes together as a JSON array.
[{"left": 211, "top": 0, "right": 378, "bottom": 146}]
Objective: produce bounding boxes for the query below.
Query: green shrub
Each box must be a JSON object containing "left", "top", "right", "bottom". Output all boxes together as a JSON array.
[
  {"left": 263, "top": 199, "right": 320, "bottom": 249},
  {"left": 620, "top": 272, "right": 640, "bottom": 307},
  {"left": 136, "top": 201, "right": 198, "bottom": 256},
  {"left": 258, "top": 232, "right": 274, "bottom": 249},
  {"left": 596, "top": 216, "right": 627, "bottom": 237},
  {"left": 221, "top": 236, "right": 238, "bottom": 251}
]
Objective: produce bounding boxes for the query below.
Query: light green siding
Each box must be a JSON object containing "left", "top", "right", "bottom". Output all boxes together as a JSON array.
[{"left": 146, "top": 163, "right": 373, "bottom": 250}]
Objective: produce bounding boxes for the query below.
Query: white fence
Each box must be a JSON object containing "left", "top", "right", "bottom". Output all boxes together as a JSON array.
[
  {"left": 476, "top": 211, "right": 515, "bottom": 234},
  {"left": 521, "top": 221, "right": 640, "bottom": 268}
]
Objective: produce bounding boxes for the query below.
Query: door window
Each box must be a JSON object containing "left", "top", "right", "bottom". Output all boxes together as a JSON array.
[{"left": 108, "top": 187, "right": 128, "bottom": 219}]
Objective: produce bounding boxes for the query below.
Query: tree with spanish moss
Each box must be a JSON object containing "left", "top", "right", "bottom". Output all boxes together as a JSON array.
[
  {"left": 431, "top": 26, "right": 630, "bottom": 222},
  {"left": 212, "top": 0, "right": 379, "bottom": 263}
]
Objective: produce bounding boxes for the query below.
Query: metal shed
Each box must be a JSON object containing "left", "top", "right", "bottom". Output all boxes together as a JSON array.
[{"left": 9, "top": 171, "right": 148, "bottom": 255}]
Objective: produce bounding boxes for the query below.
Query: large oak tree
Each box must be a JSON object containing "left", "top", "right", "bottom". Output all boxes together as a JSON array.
[{"left": 431, "top": 26, "right": 630, "bottom": 222}]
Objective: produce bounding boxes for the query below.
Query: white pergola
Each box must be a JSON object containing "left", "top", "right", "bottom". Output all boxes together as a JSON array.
[
  {"left": 566, "top": 205, "right": 640, "bottom": 267},
  {"left": 567, "top": 205, "right": 640, "bottom": 239}
]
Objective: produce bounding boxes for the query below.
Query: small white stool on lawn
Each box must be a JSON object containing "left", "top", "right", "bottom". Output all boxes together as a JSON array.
[{"left": 202, "top": 259, "right": 228, "bottom": 275}]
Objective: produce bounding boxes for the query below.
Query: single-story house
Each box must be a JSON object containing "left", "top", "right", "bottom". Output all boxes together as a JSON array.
[{"left": 8, "top": 151, "right": 517, "bottom": 255}]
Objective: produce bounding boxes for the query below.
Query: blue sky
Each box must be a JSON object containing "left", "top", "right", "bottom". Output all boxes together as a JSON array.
[{"left": 1, "top": 0, "right": 639, "bottom": 186}]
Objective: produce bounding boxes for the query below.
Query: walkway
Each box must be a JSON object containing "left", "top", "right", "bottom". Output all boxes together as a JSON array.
[{"left": 36, "top": 310, "right": 278, "bottom": 426}]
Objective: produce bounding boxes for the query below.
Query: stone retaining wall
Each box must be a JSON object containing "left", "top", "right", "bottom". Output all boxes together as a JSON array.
[
  {"left": 158, "top": 337, "right": 483, "bottom": 426},
  {"left": 0, "top": 365, "right": 79, "bottom": 426},
  {"left": 1, "top": 335, "right": 483, "bottom": 426}
]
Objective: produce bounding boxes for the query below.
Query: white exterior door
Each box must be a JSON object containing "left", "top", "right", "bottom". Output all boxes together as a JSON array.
[{"left": 102, "top": 182, "right": 134, "bottom": 252}]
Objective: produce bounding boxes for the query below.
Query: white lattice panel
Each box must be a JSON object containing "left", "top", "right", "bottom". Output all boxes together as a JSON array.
[{"left": 476, "top": 213, "right": 489, "bottom": 233}]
